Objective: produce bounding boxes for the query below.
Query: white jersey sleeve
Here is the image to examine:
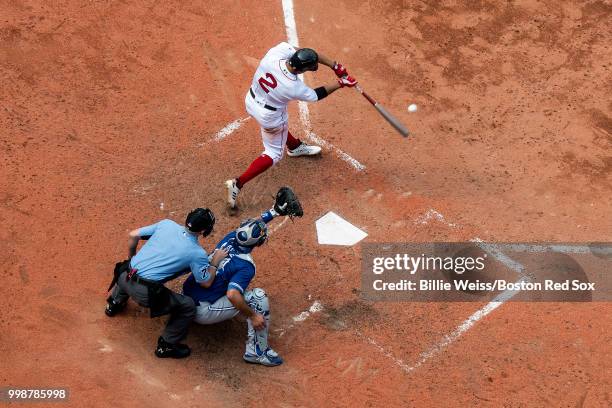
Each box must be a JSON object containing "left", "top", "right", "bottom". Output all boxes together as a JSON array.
[
  {"left": 266, "top": 42, "right": 297, "bottom": 60},
  {"left": 291, "top": 80, "right": 318, "bottom": 102}
]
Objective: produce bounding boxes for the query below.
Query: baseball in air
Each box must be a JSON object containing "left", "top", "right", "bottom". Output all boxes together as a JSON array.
[{"left": 408, "top": 104, "right": 418, "bottom": 112}]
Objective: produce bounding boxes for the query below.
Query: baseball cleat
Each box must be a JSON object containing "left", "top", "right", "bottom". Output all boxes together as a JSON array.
[
  {"left": 225, "top": 179, "right": 240, "bottom": 208},
  {"left": 155, "top": 336, "right": 191, "bottom": 359},
  {"left": 243, "top": 347, "right": 283, "bottom": 367},
  {"left": 105, "top": 296, "right": 127, "bottom": 317},
  {"left": 287, "top": 142, "right": 321, "bottom": 157}
]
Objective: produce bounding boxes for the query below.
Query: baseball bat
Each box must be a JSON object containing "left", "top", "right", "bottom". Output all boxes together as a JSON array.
[{"left": 354, "top": 84, "right": 409, "bottom": 137}]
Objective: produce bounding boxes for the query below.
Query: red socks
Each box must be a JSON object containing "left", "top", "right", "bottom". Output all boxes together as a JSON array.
[
  {"left": 286, "top": 131, "right": 301, "bottom": 151},
  {"left": 236, "top": 132, "right": 302, "bottom": 188},
  {"left": 236, "top": 154, "right": 273, "bottom": 188}
]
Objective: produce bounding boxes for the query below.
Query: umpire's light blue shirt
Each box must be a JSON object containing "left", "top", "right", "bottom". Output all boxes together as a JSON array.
[{"left": 130, "top": 219, "right": 210, "bottom": 283}]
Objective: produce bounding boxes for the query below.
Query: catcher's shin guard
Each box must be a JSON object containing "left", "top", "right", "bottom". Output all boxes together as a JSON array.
[
  {"left": 244, "top": 288, "right": 283, "bottom": 366},
  {"left": 245, "top": 288, "right": 271, "bottom": 351}
]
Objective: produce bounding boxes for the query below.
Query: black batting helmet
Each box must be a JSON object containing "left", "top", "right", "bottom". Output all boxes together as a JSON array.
[
  {"left": 288, "top": 48, "right": 318, "bottom": 72},
  {"left": 185, "top": 208, "right": 215, "bottom": 237}
]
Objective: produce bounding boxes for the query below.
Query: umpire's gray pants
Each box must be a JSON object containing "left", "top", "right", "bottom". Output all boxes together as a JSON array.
[{"left": 111, "top": 271, "right": 195, "bottom": 344}]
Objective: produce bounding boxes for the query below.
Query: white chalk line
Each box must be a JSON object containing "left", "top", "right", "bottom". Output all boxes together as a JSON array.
[
  {"left": 274, "top": 300, "right": 323, "bottom": 337},
  {"left": 363, "top": 262, "right": 528, "bottom": 374},
  {"left": 268, "top": 218, "right": 528, "bottom": 374},
  {"left": 197, "top": 117, "right": 250, "bottom": 147},
  {"left": 356, "top": 330, "right": 413, "bottom": 372},
  {"left": 293, "top": 300, "right": 324, "bottom": 322},
  {"left": 284, "top": 4, "right": 572, "bottom": 375},
  {"left": 360, "top": 212, "right": 530, "bottom": 374},
  {"left": 281, "top": 0, "right": 299, "bottom": 44},
  {"left": 269, "top": 217, "right": 290, "bottom": 235},
  {"left": 213, "top": 117, "right": 250, "bottom": 142},
  {"left": 399, "top": 277, "right": 528, "bottom": 373},
  {"left": 480, "top": 243, "right": 612, "bottom": 255},
  {"left": 281, "top": 0, "right": 365, "bottom": 172},
  {"left": 416, "top": 208, "right": 457, "bottom": 228},
  {"left": 472, "top": 238, "right": 526, "bottom": 275},
  {"left": 299, "top": 103, "right": 366, "bottom": 171},
  {"left": 126, "top": 363, "right": 167, "bottom": 389},
  {"left": 364, "top": 215, "right": 607, "bottom": 374}
]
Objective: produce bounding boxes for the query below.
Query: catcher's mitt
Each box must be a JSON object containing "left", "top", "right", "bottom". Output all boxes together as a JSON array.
[{"left": 274, "top": 186, "right": 303, "bottom": 218}]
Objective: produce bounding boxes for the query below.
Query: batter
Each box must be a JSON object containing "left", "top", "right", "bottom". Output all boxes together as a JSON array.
[{"left": 225, "top": 42, "right": 357, "bottom": 208}]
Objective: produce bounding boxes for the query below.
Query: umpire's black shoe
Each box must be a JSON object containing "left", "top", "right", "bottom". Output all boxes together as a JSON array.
[
  {"left": 105, "top": 296, "right": 127, "bottom": 317},
  {"left": 155, "top": 336, "right": 191, "bottom": 359}
]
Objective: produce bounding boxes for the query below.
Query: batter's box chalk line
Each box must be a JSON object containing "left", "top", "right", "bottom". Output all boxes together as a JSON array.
[
  {"left": 281, "top": 0, "right": 529, "bottom": 376},
  {"left": 298, "top": 102, "right": 366, "bottom": 171},
  {"left": 282, "top": 0, "right": 365, "bottom": 172},
  {"left": 274, "top": 300, "right": 323, "bottom": 337},
  {"left": 361, "top": 238, "right": 529, "bottom": 374},
  {"left": 415, "top": 208, "right": 457, "bottom": 227},
  {"left": 269, "top": 217, "right": 290, "bottom": 235},
  {"left": 197, "top": 117, "right": 251, "bottom": 147}
]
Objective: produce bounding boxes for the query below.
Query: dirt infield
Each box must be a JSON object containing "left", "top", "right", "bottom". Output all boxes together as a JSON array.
[{"left": 1, "top": 0, "right": 611, "bottom": 407}]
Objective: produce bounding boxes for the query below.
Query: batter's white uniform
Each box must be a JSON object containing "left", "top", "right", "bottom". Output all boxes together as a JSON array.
[{"left": 245, "top": 42, "right": 319, "bottom": 163}]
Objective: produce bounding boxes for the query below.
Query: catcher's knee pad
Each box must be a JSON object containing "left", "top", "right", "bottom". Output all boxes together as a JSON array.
[{"left": 245, "top": 288, "right": 269, "bottom": 316}]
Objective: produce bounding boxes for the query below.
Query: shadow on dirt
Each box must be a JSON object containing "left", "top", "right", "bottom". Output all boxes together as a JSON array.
[{"left": 320, "top": 299, "right": 380, "bottom": 331}]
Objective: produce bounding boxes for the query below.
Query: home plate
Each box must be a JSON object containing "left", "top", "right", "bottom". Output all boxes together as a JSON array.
[{"left": 316, "top": 211, "right": 368, "bottom": 246}]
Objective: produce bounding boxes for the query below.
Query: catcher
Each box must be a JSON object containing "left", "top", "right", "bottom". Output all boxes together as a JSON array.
[{"left": 182, "top": 187, "right": 303, "bottom": 366}]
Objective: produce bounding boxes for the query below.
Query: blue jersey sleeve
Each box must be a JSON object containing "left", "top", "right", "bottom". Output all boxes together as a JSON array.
[
  {"left": 138, "top": 221, "right": 162, "bottom": 238},
  {"left": 190, "top": 250, "right": 211, "bottom": 283},
  {"left": 260, "top": 209, "right": 277, "bottom": 224},
  {"left": 228, "top": 265, "right": 255, "bottom": 294}
]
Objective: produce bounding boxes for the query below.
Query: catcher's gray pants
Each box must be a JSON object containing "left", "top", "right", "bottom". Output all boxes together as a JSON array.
[
  {"left": 111, "top": 271, "right": 195, "bottom": 344},
  {"left": 193, "top": 288, "right": 270, "bottom": 353}
]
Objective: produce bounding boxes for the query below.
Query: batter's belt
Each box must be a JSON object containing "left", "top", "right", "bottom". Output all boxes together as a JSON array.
[{"left": 249, "top": 88, "right": 278, "bottom": 111}]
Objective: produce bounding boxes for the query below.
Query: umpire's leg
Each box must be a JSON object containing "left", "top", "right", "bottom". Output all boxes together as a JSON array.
[
  {"left": 106, "top": 271, "right": 141, "bottom": 316},
  {"left": 162, "top": 292, "right": 196, "bottom": 344},
  {"left": 116, "top": 275, "right": 196, "bottom": 345},
  {"left": 110, "top": 272, "right": 195, "bottom": 338},
  {"left": 112, "top": 271, "right": 149, "bottom": 306}
]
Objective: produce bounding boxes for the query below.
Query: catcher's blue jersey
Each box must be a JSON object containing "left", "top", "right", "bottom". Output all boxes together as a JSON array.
[{"left": 183, "top": 210, "right": 275, "bottom": 304}]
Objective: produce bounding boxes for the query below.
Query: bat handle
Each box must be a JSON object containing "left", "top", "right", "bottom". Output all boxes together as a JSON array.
[{"left": 355, "top": 85, "right": 377, "bottom": 106}]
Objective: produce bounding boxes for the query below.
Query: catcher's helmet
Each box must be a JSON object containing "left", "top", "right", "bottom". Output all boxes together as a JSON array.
[
  {"left": 235, "top": 219, "right": 268, "bottom": 247},
  {"left": 185, "top": 208, "right": 215, "bottom": 237},
  {"left": 288, "top": 48, "right": 318, "bottom": 72}
]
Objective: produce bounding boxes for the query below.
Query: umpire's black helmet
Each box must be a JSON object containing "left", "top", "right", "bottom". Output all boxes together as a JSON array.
[
  {"left": 185, "top": 208, "right": 215, "bottom": 237},
  {"left": 288, "top": 48, "right": 319, "bottom": 72}
]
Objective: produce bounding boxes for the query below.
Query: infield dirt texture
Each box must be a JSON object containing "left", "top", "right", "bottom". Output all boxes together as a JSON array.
[{"left": 1, "top": 1, "right": 610, "bottom": 407}]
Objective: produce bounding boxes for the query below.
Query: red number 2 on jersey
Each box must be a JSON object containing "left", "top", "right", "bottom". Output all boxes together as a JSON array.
[{"left": 258, "top": 73, "right": 278, "bottom": 93}]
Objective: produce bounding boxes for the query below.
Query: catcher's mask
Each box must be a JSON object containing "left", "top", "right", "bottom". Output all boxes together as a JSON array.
[
  {"left": 288, "top": 48, "right": 318, "bottom": 72},
  {"left": 235, "top": 219, "right": 268, "bottom": 248},
  {"left": 185, "top": 208, "right": 215, "bottom": 237}
]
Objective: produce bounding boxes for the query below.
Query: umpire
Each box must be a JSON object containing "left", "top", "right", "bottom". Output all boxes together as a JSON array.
[{"left": 105, "top": 208, "right": 228, "bottom": 358}]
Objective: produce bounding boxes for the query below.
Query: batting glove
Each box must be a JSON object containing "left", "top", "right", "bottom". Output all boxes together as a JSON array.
[
  {"left": 337, "top": 75, "right": 357, "bottom": 88},
  {"left": 333, "top": 62, "right": 348, "bottom": 78}
]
